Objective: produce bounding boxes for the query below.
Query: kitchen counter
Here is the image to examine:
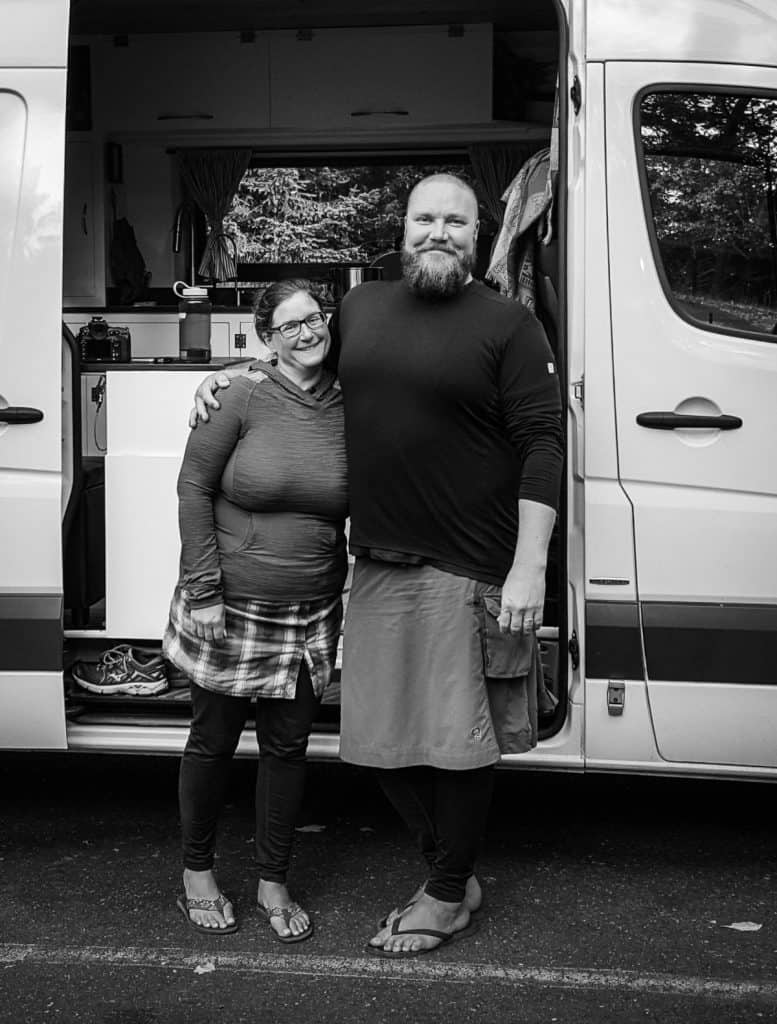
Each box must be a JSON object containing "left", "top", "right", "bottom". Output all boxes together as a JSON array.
[
  {"left": 68, "top": 305, "right": 256, "bottom": 315},
  {"left": 81, "top": 358, "right": 249, "bottom": 372}
]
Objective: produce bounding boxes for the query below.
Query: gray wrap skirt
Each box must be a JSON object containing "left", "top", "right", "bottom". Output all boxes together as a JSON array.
[{"left": 339, "top": 559, "right": 555, "bottom": 770}]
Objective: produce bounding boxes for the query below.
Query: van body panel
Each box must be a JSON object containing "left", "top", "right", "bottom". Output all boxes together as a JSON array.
[
  {"left": 0, "top": 0, "right": 68, "bottom": 69},
  {"left": 0, "top": 64, "right": 67, "bottom": 744},
  {"left": 605, "top": 60, "right": 777, "bottom": 769},
  {"left": 587, "top": 679, "right": 777, "bottom": 780},
  {"left": 581, "top": 64, "right": 640, "bottom": 612},
  {"left": 585, "top": 679, "right": 661, "bottom": 766},
  {"left": 65, "top": 722, "right": 339, "bottom": 760},
  {"left": 0, "top": 592, "right": 62, "bottom": 670},
  {"left": 640, "top": 681, "right": 777, "bottom": 769},
  {"left": 587, "top": 0, "right": 777, "bottom": 66},
  {"left": 0, "top": 675, "right": 66, "bottom": 749}
]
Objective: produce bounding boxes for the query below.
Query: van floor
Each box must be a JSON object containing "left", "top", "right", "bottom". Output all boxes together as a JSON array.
[{"left": 64, "top": 672, "right": 343, "bottom": 728}]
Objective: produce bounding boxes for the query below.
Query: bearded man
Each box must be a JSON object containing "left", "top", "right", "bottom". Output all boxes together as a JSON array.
[{"left": 191, "top": 173, "right": 563, "bottom": 957}]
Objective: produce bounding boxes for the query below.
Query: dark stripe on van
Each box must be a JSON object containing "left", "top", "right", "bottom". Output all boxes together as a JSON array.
[
  {"left": 0, "top": 593, "right": 62, "bottom": 672},
  {"left": 585, "top": 600, "right": 644, "bottom": 679},
  {"left": 642, "top": 602, "right": 777, "bottom": 685}
]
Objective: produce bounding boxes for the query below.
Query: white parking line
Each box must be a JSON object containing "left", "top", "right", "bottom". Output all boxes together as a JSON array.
[{"left": 1, "top": 944, "right": 776, "bottom": 1003}]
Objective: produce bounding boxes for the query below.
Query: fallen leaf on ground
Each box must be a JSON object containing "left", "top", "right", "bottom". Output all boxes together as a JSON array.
[
  {"left": 722, "top": 921, "right": 762, "bottom": 932},
  {"left": 295, "top": 824, "right": 325, "bottom": 832},
  {"left": 194, "top": 961, "right": 216, "bottom": 974}
]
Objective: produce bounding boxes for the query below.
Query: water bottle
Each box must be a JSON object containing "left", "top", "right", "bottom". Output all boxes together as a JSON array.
[{"left": 173, "top": 281, "right": 211, "bottom": 362}]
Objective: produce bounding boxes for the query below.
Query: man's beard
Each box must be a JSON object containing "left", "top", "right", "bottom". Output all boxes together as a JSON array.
[{"left": 401, "top": 247, "right": 473, "bottom": 299}]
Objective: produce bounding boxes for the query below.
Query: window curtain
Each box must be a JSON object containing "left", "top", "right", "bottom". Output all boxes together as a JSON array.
[
  {"left": 177, "top": 149, "right": 252, "bottom": 282},
  {"left": 468, "top": 142, "right": 548, "bottom": 225}
]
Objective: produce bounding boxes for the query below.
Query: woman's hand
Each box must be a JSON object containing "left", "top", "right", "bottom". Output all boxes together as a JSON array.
[
  {"left": 188, "top": 602, "right": 227, "bottom": 644},
  {"left": 188, "top": 372, "right": 233, "bottom": 428}
]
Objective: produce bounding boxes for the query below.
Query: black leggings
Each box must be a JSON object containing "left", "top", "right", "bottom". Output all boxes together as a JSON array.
[
  {"left": 179, "top": 660, "right": 321, "bottom": 881},
  {"left": 374, "top": 764, "right": 495, "bottom": 904}
]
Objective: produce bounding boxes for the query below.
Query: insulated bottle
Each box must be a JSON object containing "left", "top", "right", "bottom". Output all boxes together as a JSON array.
[{"left": 173, "top": 281, "right": 211, "bottom": 362}]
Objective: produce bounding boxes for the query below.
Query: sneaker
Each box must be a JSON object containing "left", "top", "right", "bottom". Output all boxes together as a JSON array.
[{"left": 71, "top": 644, "right": 168, "bottom": 695}]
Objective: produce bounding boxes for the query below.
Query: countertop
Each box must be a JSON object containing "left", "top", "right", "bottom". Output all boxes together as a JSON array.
[
  {"left": 68, "top": 305, "right": 255, "bottom": 315},
  {"left": 81, "top": 358, "right": 249, "bottom": 372}
]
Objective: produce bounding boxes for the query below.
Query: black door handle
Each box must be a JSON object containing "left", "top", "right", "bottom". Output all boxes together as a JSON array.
[
  {"left": 636, "top": 412, "right": 742, "bottom": 430},
  {"left": 0, "top": 406, "right": 44, "bottom": 424}
]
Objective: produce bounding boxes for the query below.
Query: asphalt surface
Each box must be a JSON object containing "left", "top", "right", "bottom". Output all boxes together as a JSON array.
[{"left": 0, "top": 754, "right": 775, "bottom": 1023}]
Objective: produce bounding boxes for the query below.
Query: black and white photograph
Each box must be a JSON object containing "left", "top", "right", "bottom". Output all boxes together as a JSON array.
[{"left": 0, "top": 0, "right": 775, "bottom": 1021}]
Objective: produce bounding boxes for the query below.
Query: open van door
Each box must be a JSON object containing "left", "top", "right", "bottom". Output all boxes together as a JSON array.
[
  {"left": 0, "top": 2, "right": 69, "bottom": 748},
  {"left": 605, "top": 61, "right": 777, "bottom": 772}
]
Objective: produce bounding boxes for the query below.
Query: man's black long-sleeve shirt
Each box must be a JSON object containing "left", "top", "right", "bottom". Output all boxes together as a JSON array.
[{"left": 329, "top": 279, "right": 564, "bottom": 586}]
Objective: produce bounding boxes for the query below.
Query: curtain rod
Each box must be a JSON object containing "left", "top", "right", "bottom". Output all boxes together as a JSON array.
[{"left": 165, "top": 146, "right": 469, "bottom": 158}]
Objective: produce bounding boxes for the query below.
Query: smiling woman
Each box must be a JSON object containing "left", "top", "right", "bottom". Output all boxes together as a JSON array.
[
  {"left": 254, "top": 280, "right": 332, "bottom": 389},
  {"left": 161, "top": 276, "right": 347, "bottom": 940}
]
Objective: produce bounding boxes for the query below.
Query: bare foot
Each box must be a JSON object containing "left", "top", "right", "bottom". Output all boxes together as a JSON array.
[
  {"left": 381, "top": 874, "right": 482, "bottom": 929},
  {"left": 182, "top": 868, "right": 235, "bottom": 930},
  {"left": 370, "top": 892, "right": 471, "bottom": 954},
  {"left": 258, "top": 879, "right": 311, "bottom": 939}
]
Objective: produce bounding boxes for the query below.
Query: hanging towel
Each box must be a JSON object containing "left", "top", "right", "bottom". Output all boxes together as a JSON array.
[{"left": 486, "top": 147, "right": 553, "bottom": 308}]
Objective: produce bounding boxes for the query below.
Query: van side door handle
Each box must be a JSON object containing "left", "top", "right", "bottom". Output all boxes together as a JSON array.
[
  {"left": 0, "top": 406, "right": 44, "bottom": 424},
  {"left": 636, "top": 412, "right": 742, "bottom": 430}
]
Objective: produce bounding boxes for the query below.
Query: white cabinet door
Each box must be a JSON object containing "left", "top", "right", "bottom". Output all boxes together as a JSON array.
[
  {"left": 63, "top": 139, "right": 105, "bottom": 306},
  {"left": 606, "top": 62, "right": 777, "bottom": 770},
  {"left": 270, "top": 25, "right": 492, "bottom": 129},
  {"left": 104, "top": 370, "right": 213, "bottom": 638},
  {"left": 91, "top": 33, "right": 271, "bottom": 133}
]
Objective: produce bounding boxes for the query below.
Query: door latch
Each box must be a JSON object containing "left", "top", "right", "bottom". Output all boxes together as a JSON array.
[
  {"left": 570, "top": 75, "right": 582, "bottom": 115},
  {"left": 568, "top": 630, "right": 580, "bottom": 671},
  {"left": 607, "top": 680, "right": 625, "bottom": 716}
]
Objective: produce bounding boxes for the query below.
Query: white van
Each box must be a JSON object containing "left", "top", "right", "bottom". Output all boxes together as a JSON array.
[{"left": 1, "top": 0, "right": 775, "bottom": 778}]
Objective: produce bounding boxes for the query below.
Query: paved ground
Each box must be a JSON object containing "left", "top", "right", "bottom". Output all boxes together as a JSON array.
[{"left": 0, "top": 754, "right": 775, "bottom": 1023}]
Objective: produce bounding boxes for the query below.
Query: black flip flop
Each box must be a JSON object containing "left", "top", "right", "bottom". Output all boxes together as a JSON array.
[
  {"left": 176, "top": 893, "right": 239, "bottom": 935},
  {"left": 370, "top": 916, "right": 480, "bottom": 958}
]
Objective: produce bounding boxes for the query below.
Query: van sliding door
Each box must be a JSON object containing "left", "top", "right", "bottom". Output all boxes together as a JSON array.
[
  {"left": 605, "top": 62, "right": 777, "bottom": 772},
  {"left": 0, "top": 3, "right": 70, "bottom": 748}
]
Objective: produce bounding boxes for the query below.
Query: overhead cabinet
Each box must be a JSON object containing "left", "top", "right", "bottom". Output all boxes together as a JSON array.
[
  {"left": 89, "top": 32, "right": 271, "bottom": 133},
  {"left": 269, "top": 24, "right": 493, "bottom": 129}
]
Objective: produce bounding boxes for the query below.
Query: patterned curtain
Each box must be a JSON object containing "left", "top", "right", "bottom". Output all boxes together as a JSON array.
[{"left": 177, "top": 149, "right": 252, "bottom": 282}]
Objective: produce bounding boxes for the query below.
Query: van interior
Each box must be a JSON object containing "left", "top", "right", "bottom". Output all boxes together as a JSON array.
[{"left": 61, "top": 0, "right": 569, "bottom": 749}]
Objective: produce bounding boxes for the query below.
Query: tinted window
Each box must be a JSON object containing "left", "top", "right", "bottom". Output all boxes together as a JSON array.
[{"left": 639, "top": 91, "right": 777, "bottom": 339}]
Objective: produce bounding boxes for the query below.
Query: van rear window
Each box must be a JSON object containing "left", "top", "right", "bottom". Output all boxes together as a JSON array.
[{"left": 638, "top": 90, "right": 777, "bottom": 341}]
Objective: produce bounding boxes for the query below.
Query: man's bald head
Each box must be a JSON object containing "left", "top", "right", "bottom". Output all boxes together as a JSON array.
[
  {"left": 406, "top": 174, "right": 479, "bottom": 220},
  {"left": 401, "top": 174, "right": 480, "bottom": 298}
]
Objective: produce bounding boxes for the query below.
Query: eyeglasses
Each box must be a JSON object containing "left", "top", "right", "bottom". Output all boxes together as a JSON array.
[{"left": 270, "top": 311, "right": 327, "bottom": 340}]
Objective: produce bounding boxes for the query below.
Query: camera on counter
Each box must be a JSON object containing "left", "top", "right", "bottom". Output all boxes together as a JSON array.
[{"left": 78, "top": 316, "right": 132, "bottom": 363}]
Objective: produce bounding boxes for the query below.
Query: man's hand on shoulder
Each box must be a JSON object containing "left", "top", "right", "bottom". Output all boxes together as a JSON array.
[{"left": 189, "top": 363, "right": 251, "bottom": 428}]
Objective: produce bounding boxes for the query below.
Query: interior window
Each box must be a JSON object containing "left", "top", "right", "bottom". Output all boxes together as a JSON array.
[
  {"left": 638, "top": 91, "right": 777, "bottom": 339},
  {"left": 225, "top": 157, "right": 495, "bottom": 270}
]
